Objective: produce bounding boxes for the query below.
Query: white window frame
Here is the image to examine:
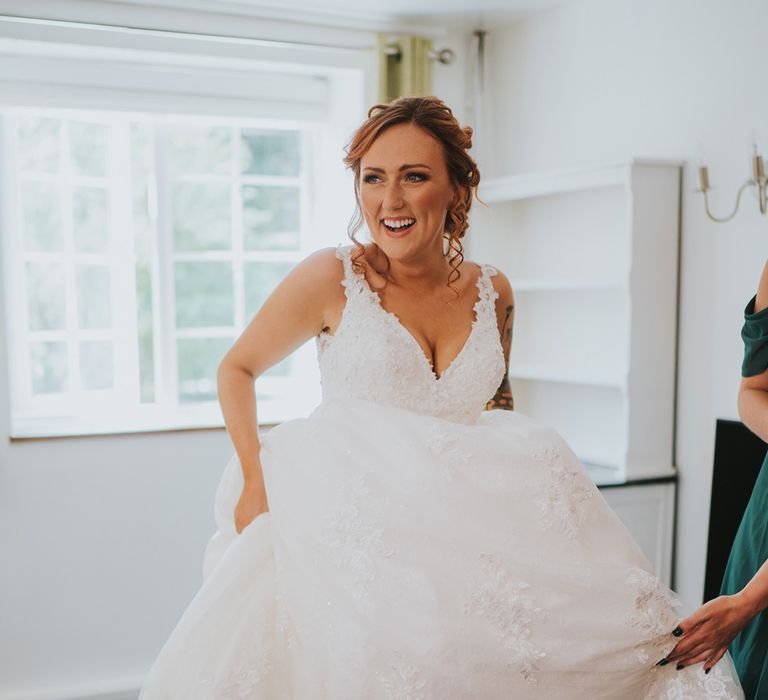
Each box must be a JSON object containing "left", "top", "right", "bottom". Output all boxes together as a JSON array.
[{"left": 0, "top": 14, "right": 371, "bottom": 438}]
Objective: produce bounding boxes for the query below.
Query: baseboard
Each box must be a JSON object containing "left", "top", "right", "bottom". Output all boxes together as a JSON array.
[{"left": 0, "top": 678, "right": 142, "bottom": 700}]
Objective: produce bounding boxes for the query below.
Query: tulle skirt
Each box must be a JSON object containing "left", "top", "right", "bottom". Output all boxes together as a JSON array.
[{"left": 139, "top": 396, "right": 744, "bottom": 699}]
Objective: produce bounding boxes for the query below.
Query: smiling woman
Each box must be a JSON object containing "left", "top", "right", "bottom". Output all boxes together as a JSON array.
[{"left": 138, "top": 96, "right": 744, "bottom": 699}]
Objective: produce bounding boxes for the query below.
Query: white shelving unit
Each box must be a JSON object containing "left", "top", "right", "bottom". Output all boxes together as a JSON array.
[
  {"left": 469, "top": 159, "right": 682, "bottom": 584},
  {"left": 469, "top": 159, "right": 682, "bottom": 485}
]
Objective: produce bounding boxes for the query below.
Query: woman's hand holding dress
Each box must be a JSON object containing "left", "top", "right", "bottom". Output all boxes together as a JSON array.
[
  {"left": 234, "top": 478, "right": 270, "bottom": 534},
  {"left": 661, "top": 593, "right": 761, "bottom": 672}
]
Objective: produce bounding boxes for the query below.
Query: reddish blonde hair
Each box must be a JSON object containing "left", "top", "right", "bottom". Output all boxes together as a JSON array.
[{"left": 342, "top": 95, "right": 484, "bottom": 295}]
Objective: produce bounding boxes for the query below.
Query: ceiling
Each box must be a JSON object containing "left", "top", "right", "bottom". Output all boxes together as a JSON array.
[{"left": 127, "top": 0, "right": 577, "bottom": 32}]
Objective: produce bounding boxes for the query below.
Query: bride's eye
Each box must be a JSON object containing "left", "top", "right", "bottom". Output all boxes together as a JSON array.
[
  {"left": 363, "top": 174, "right": 380, "bottom": 183},
  {"left": 405, "top": 172, "right": 427, "bottom": 182}
]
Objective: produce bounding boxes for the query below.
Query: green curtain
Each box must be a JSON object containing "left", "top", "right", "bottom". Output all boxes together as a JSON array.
[{"left": 377, "top": 33, "right": 433, "bottom": 103}]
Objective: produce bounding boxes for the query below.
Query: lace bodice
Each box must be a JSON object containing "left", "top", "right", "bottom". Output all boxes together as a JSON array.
[{"left": 315, "top": 243, "right": 506, "bottom": 425}]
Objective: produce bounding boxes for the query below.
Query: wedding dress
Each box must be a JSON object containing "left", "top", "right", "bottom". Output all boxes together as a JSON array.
[{"left": 138, "top": 243, "right": 744, "bottom": 699}]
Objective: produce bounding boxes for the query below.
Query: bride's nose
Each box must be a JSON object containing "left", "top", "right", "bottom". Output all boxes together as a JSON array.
[{"left": 382, "top": 181, "right": 405, "bottom": 210}]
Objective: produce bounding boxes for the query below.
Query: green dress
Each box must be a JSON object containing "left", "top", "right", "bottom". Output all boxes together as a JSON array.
[{"left": 720, "top": 294, "right": 768, "bottom": 700}]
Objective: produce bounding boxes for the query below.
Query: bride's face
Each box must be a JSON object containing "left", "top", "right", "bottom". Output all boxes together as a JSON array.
[{"left": 359, "top": 122, "right": 457, "bottom": 259}]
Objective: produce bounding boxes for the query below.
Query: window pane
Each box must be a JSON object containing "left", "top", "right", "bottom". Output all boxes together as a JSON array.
[
  {"left": 177, "top": 336, "right": 232, "bottom": 403},
  {"left": 174, "top": 261, "right": 233, "bottom": 327},
  {"left": 240, "top": 129, "right": 300, "bottom": 176},
  {"left": 26, "top": 261, "right": 66, "bottom": 331},
  {"left": 69, "top": 121, "right": 108, "bottom": 178},
  {"left": 168, "top": 125, "right": 231, "bottom": 176},
  {"left": 242, "top": 185, "right": 300, "bottom": 251},
  {"left": 130, "top": 122, "right": 153, "bottom": 235},
  {"left": 79, "top": 340, "right": 113, "bottom": 390},
  {"left": 22, "top": 181, "right": 62, "bottom": 251},
  {"left": 263, "top": 354, "right": 293, "bottom": 378},
  {"left": 18, "top": 117, "right": 60, "bottom": 173},
  {"left": 172, "top": 182, "right": 231, "bottom": 251},
  {"left": 73, "top": 186, "right": 110, "bottom": 253},
  {"left": 76, "top": 264, "right": 112, "bottom": 329},
  {"left": 135, "top": 260, "right": 155, "bottom": 403},
  {"left": 30, "top": 341, "right": 68, "bottom": 394},
  {"left": 244, "top": 261, "right": 293, "bottom": 318}
]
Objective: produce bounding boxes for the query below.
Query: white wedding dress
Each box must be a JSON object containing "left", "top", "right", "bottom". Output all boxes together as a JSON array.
[{"left": 139, "top": 243, "right": 744, "bottom": 699}]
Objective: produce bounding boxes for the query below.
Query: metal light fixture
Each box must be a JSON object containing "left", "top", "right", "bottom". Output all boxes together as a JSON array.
[
  {"left": 384, "top": 43, "right": 456, "bottom": 65},
  {"left": 696, "top": 139, "right": 768, "bottom": 222}
]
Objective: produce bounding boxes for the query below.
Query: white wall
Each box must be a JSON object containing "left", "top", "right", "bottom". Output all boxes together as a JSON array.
[{"left": 484, "top": 0, "right": 768, "bottom": 612}]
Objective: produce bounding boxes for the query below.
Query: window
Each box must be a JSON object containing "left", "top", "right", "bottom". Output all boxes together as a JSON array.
[
  {"left": 0, "top": 21, "right": 367, "bottom": 437},
  {"left": 3, "top": 109, "right": 325, "bottom": 436}
]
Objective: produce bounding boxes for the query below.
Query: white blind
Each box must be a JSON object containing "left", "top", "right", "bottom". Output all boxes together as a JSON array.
[{"left": 0, "top": 40, "right": 330, "bottom": 120}]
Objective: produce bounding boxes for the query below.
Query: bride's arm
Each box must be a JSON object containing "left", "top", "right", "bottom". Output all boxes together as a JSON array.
[
  {"left": 486, "top": 269, "right": 515, "bottom": 411},
  {"left": 216, "top": 247, "right": 342, "bottom": 530}
]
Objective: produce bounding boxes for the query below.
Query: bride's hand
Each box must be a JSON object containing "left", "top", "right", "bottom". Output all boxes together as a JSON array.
[
  {"left": 658, "top": 593, "right": 757, "bottom": 672},
  {"left": 234, "top": 481, "right": 270, "bottom": 534}
]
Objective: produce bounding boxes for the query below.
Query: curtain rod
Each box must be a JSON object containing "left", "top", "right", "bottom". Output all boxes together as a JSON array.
[{"left": 0, "top": 13, "right": 372, "bottom": 54}]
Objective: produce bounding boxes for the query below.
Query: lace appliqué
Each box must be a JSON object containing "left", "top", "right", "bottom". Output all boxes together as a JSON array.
[
  {"left": 531, "top": 442, "right": 595, "bottom": 538},
  {"left": 322, "top": 470, "right": 396, "bottom": 601},
  {"left": 625, "top": 566, "right": 680, "bottom": 664},
  {"left": 425, "top": 422, "right": 474, "bottom": 483},
  {"left": 641, "top": 661, "right": 741, "bottom": 700},
  {"left": 316, "top": 245, "right": 506, "bottom": 426},
  {"left": 463, "top": 552, "right": 546, "bottom": 682},
  {"left": 377, "top": 651, "right": 429, "bottom": 700}
]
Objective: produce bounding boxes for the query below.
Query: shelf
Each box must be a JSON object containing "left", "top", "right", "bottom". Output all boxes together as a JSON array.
[
  {"left": 577, "top": 448, "right": 624, "bottom": 470},
  {"left": 509, "top": 363, "right": 626, "bottom": 389},
  {"left": 511, "top": 278, "right": 627, "bottom": 292},
  {"left": 470, "top": 159, "right": 681, "bottom": 484},
  {"left": 478, "top": 157, "right": 685, "bottom": 203},
  {"left": 583, "top": 462, "right": 626, "bottom": 486}
]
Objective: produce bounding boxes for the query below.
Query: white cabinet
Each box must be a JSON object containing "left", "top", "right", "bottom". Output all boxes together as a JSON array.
[
  {"left": 469, "top": 159, "right": 682, "bottom": 484},
  {"left": 599, "top": 480, "right": 676, "bottom": 587}
]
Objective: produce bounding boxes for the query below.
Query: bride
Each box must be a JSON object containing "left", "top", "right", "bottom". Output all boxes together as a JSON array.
[{"left": 138, "top": 96, "right": 744, "bottom": 698}]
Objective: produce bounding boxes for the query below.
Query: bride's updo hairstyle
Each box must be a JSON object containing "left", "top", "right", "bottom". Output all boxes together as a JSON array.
[{"left": 342, "top": 95, "right": 483, "bottom": 295}]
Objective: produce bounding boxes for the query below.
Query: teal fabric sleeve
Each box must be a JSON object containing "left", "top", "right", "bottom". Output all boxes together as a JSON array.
[{"left": 742, "top": 294, "right": 768, "bottom": 377}]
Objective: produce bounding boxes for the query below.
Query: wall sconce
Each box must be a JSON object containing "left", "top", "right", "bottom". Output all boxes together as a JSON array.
[{"left": 696, "top": 140, "right": 768, "bottom": 222}]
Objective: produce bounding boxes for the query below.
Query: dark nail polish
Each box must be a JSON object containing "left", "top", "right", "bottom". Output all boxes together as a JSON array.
[
  {"left": 672, "top": 626, "right": 683, "bottom": 637},
  {"left": 676, "top": 664, "right": 684, "bottom": 671},
  {"left": 705, "top": 668, "right": 710, "bottom": 675},
  {"left": 656, "top": 659, "right": 669, "bottom": 666}
]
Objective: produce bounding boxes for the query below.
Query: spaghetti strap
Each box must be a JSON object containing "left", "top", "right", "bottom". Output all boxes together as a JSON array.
[
  {"left": 474, "top": 264, "right": 500, "bottom": 322},
  {"left": 335, "top": 243, "right": 364, "bottom": 299}
]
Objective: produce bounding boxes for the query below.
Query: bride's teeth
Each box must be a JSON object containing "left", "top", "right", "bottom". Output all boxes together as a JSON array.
[{"left": 383, "top": 219, "right": 415, "bottom": 229}]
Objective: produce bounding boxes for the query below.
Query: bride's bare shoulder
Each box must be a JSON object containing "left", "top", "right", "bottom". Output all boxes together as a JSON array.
[
  {"left": 296, "top": 246, "right": 346, "bottom": 291},
  {"left": 292, "top": 243, "right": 374, "bottom": 297},
  {"left": 306, "top": 243, "right": 370, "bottom": 272}
]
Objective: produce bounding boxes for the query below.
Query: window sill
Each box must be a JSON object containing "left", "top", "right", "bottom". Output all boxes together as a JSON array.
[{"left": 7, "top": 399, "right": 317, "bottom": 440}]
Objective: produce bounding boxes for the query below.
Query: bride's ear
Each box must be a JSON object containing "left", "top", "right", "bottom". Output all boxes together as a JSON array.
[{"left": 450, "top": 183, "right": 467, "bottom": 208}]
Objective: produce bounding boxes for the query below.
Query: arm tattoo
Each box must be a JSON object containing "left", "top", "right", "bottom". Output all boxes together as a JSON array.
[{"left": 486, "top": 302, "right": 515, "bottom": 411}]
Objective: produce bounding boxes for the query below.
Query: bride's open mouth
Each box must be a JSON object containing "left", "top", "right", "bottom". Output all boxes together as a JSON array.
[{"left": 382, "top": 217, "right": 416, "bottom": 237}]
